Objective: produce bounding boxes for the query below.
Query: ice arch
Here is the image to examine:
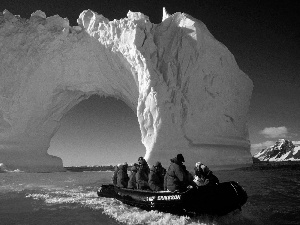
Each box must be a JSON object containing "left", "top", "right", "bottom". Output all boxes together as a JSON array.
[{"left": 0, "top": 9, "right": 253, "bottom": 172}]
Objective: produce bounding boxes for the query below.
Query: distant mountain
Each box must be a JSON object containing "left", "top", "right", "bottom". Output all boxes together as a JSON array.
[
  {"left": 253, "top": 139, "right": 300, "bottom": 163},
  {"left": 64, "top": 165, "right": 115, "bottom": 172}
]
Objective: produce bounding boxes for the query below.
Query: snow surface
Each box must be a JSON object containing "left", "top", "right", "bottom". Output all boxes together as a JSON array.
[
  {"left": 253, "top": 139, "right": 300, "bottom": 162},
  {"left": 0, "top": 9, "right": 253, "bottom": 172}
]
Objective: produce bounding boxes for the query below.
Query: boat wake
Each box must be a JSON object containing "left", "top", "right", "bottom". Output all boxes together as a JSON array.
[{"left": 26, "top": 186, "right": 250, "bottom": 225}]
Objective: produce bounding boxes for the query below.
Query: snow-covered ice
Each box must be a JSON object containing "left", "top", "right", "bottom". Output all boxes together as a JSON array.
[{"left": 0, "top": 9, "right": 253, "bottom": 172}]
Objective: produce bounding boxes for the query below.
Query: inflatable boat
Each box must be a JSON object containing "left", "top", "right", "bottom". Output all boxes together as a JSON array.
[{"left": 97, "top": 181, "right": 247, "bottom": 216}]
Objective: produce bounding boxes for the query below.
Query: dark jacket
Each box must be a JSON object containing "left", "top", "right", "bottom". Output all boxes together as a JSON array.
[
  {"left": 148, "top": 166, "right": 164, "bottom": 191},
  {"left": 165, "top": 158, "right": 189, "bottom": 192},
  {"left": 164, "top": 172, "right": 168, "bottom": 191},
  {"left": 112, "top": 166, "right": 118, "bottom": 185},
  {"left": 127, "top": 166, "right": 138, "bottom": 189},
  {"left": 139, "top": 159, "right": 150, "bottom": 175},
  {"left": 194, "top": 168, "right": 219, "bottom": 186},
  {"left": 205, "top": 171, "right": 219, "bottom": 185},
  {"left": 136, "top": 165, "right": 149, "bottom": 190},
  {"left": 116, "top": 165, "right": 129, "bottom": 188}
]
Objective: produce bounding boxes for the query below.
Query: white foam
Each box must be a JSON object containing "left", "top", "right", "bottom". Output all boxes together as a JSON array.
[{"left": 26, "top": 188, "right": 221, "bottom": 225}]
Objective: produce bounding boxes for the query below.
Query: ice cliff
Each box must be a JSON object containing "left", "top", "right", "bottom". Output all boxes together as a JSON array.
[
  {"left": 253, "top": 139, "right": 300, "bottom": 162},
  {"left": 0, "top": 9, "right": 253, "bottom": 172}
]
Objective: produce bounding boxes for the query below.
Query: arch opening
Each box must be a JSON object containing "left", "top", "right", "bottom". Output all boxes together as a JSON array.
[
  {"left": 48, "top": 95, "right": 145, "bottom": 167},
  {"left": 0, "top": 9, "right": 253, "bottom": 172}
]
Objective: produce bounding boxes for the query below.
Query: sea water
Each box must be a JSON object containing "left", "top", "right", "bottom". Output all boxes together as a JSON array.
[{"left": 0, "top": 167, "right": 300, "bottom": 225}]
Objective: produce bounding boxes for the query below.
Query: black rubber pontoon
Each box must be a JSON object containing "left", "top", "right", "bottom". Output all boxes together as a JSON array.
[{"left": 97, "top": 181, "right": 247, "bottom": 216}]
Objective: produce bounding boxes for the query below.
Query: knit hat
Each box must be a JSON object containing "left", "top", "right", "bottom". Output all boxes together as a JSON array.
[
  {"left": 138, "top": 156, "right": 144, "bottom": 164},
  {"left": 176, "top": 154, "right": 185, "bottom": 162}
]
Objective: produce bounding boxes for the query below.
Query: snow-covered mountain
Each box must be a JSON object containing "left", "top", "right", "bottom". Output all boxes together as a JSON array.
[{"left": 253, "top": 139, "right": 300, "bottom": 162}]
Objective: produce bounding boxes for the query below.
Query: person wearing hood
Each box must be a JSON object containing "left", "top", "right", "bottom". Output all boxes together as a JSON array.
[
  {"left": 193, "top": 162, "right": 219, "bottom": 186},
  {"left": 116, "top": 163, "right": 129, "bottom": 188},
  {"left": 136, "top": 163, "right": 149, "bottom": 190},
  {"left": 138, "top": 156, "right": 150, "bottom": 175},
  {"left": 112, "top": 164, "right": 119, "bottom": 185},
  {"left": 127, "top": 164, "right": 138, "bottom": 189},
  {"left": 201, "top": 164, "right": 219, "bottom": 185},
  {"left": 164, "top": 154, "right": 189, "bottom": 192},
  {"left": 148, "top": 161, "right": 165, "bottom": 191}
]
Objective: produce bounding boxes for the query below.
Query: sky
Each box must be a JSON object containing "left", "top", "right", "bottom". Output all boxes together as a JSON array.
[{"left": 1, "top": 0, "right": 299, "bottom": 166}]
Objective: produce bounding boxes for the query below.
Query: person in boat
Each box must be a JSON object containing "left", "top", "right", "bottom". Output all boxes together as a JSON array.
[
  {"left": 116, "top": 163, "right": 129, "bottom": 188},
  {"left": 164, "top": 154, "right": 190, "bottom": 192},
  {"left": 127, "top": 164, "right": 138, "bottom": 189},
  {"left": 193, "top": 162, "right": 219, "bottom": 186},
  {"left": 148, "top": 161, "right": 165, "bottom": 191},
  {"left": 202, "top": 164, "right": 219, "bottom": 185},
  {"left": 193, "top": 162, "right": 206, "bottom": 186},
  {"left": 112, "top": 164, "right": 120, "bottom": 185},
  {"left": 138, "top": 156, "right": 150, "bottom": 175},
  {"left": 136, "top": 162, "right": 150, "bottom": 190},
  {"left": 182, "top": 164, "right": 196, "bottom": 187}
]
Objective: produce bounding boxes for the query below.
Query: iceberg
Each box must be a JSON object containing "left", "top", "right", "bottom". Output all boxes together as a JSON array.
[
  {"left": 0, "top": 162, "right": 23, "bottom": 172},
  {"left": 0, "top": 8, "right": 253, "bottom": 172}
]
